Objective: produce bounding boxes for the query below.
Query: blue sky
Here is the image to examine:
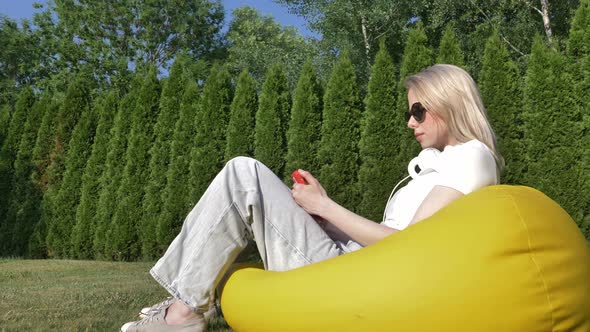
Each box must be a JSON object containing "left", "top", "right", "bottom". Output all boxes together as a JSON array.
[{"left": 0, "top": 0, "right": 317, "bottom": 38}]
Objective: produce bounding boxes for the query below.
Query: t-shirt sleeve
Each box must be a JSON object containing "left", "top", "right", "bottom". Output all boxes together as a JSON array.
[{"left": 434, "top": 142, "right": 498, "bottom": 195}]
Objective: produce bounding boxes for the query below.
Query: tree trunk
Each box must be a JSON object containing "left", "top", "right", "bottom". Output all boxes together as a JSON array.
[
  {"left": 540, "top": 0, "right": 555, "bottom": 49},
  {"left": 361, "top": 15, "right": 371, "bottom": 73}
]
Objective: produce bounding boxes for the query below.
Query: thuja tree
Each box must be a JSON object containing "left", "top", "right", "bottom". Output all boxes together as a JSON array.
[
  {"left": 478, "top": 32, "right": 524, "bottom": 185},
  {"left": 318, "top": 52, "right": 362, "bottom": 210},
  {"left": 523, "top": 36, "right": 584, "bottom": 232},
  {"left": 141, "top": 56, "right": 188, "bottom": 259},
  {"left": 93, "top": 84, "right": 138, "bottom": 259},
  {"left": 394, "top": 23, "right": 432, "bottom": 176},
  {"left": 5, "top": 90, "right": 43, "bottom": 256},
  {"left": 225, "top": 69, "right": 258, "bottom": 162},
  {"left": 43, "top": 73, "right": 92, "bottom": 258},
  {"left": 0, "top": 86, "right": 35, "bottom": 254},
  {"left": 108, "top": 67, "right": 161, "bottom": 261},
  {"left": 284, "top": 60, "right": 323, "bottom": 181},
  {"left": 28, "top": 96, "right": 60, "bottom": 258},
  {"left": 0, "top": 104, "right": 10, "bottom": 147},
  {"left": 254, "top": 64, "right": 291, "bottom": 178},
  {"left": 158, "top": 79, "right": 200, "bottom": 251},
  {"left": 358, "top": 41, "right": 399, "bottom": 222},
  {"left": 50, "top": 88, "right": 98, "bottom": 258},
  {"left": 436, "top": 25, "right": 465, "bottom": 67},
  {"left": 567, "top": 0, "right": 590, "bottom": 239},
  {"left": 71, "top": 91, "right": 118, "bottom": 259},
  {"left": 188, "top": 64, "right": 233, "bottom": 205}
]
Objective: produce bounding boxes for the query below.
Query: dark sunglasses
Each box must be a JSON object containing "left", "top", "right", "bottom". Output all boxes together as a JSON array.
[{"left": 405, "top": 102, "right": 427, "bottom": 123}]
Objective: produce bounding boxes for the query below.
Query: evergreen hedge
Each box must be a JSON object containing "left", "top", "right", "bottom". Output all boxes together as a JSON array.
[
  {"left": 28, "top": 96, "right": 60, "bottom": 258},
  {"left": 4, "top": 89, "right": 41, "bottom": 255},
  {"left": 318, "top": 52, "right": 362, "bottom": 209},
  {"left": 254, "top": 63, "right": 291, "bottom": 178},
  {"left": 225, "top": 69, "right": 258, "bottom": 162},
  {"left": 109, "top": 67, "right": 161, "bottom": 261},
  {"left": 523, "top": 36, "right": 584, "bottom": 232},
  {"left": 188, "top": 64, "right": 233, "bottom": 206},
  {"left": 71, "top": 92, "right": 118, "bottom": 259},
  {"left": 93, "top": 84, "right": 138, "bottom": 259},
  {"left": 158, "top": 79, "right": 201, "bottom": 252},
  {"left": 4, "top": 4, "right": 590, "bottom": 259},
  {"left": 479, "top": 32, "right": 524, "bottom": 185},
  {"left": 284, "top": 60, "right": 323, "bottom": 181},
  {"left": 358, "top": 41, "right": 399, "bottom": 222},
  {"left": 437, "top": 25, "right": 465, "bottom": 67},
  {"left": 141, "top": 57, "right": 187, "bottom": 259},
  {"left": 45, "top": 74, "right": 92, "bottom": 258},
  {"left": 0, "top": 87, "right": 35, "bottom": 252},
  {"left": 393, "top": 23, "right": 433, "bottom": 180}
]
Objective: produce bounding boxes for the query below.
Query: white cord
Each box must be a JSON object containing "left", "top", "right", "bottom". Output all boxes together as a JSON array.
[{"left": 381, "top": 174, "right": 412, "bottom": 223}]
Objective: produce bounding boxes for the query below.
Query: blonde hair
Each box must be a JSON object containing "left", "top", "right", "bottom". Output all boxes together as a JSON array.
[{"left": 404, "top": 64, "right": 504, "bottom": 171}]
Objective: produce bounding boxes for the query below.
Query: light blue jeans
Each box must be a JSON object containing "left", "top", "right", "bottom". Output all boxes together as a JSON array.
[{"left": 150, "top": 157, "right": 362, "bottom": 312}]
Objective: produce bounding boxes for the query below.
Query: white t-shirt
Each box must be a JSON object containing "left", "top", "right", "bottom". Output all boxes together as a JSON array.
[{"left": 381, "top": 139, "right": 498, "bottom": 231}]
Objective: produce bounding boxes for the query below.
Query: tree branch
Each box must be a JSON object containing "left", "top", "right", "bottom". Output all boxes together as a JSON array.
[
  {"left": 469, "top": 0, "right": 526, "bottom": 56},
  {"left": 521, "top": 0, "right": 555, "bottom": 49},
  {"left": 521, "top": 0, "right": 544, "bottom": 16}
]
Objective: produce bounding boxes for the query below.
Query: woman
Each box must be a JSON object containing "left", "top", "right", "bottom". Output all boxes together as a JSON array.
[{"left": 121, "top": 64, "right": 502, "bottom": 332}]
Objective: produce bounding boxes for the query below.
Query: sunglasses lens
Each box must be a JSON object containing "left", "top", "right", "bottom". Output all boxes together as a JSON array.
[
  {"left": 405, "top": 111, "right": 411, "bottom": 122},
  {"left": 411, "top": 103, "right": 425, "bottom": 123}
]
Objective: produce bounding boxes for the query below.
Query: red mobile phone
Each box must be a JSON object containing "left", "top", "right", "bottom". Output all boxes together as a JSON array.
[{"left": 291, "top": 170, "right": 306, "bottom": 184}]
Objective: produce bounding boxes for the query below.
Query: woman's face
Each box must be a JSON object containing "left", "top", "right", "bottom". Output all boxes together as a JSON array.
[{"left": 406, "top": 89, "right": 457, "bottom": 150}]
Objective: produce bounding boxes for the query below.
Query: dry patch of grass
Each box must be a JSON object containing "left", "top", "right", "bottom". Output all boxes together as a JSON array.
[{"left": 0, "top": 259, "right": 232, "bottom": 331}]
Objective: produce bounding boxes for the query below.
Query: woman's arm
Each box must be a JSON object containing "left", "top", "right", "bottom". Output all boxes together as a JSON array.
[
  {"left": 292, "top": 170, "right": 464, "bottom": 246},
  {"left": 291, "top": 169, "right": 399, "bottom": 246},
  {"left": 408, "top": 185, "right": 463, "bottom": 225}
]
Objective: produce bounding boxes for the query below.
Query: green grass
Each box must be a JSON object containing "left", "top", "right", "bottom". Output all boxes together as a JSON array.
[{"left": 0, "top": 259, "right": 233, "bottom": 331}]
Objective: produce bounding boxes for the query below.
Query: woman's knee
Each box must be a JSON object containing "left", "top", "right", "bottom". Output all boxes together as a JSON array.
[
  {"left": 225, "top": 157, "right": 265, "bottom": 176},
  {"left": 226, "top": 156, "right": 258, "bottom": 169}
]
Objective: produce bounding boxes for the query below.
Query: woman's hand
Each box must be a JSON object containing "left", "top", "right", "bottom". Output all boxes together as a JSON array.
[
  {"left": 291, "top": 169, "right": 398, "bottom": 245},
  {"left": 291, "top": 169, "right": 331, "bottom": 217}
]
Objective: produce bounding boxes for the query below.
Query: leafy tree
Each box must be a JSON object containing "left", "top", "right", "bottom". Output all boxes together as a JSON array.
[
  {"left": 394, "top": 23, "right": 433, "bottom": 177},
  {"left": 225, "top": 69, "right": 258, "bottom": 162},
  {"left": 522, "top": 35, "right": 584, "bottom": 234},
  {"left": 108, "top": 67, "right": 161, "bottom": 261},
  {"left": 225, "top": 6, "right": 314, "bottom": 89},
  {"left": 436, "top": 25, "right": 464, "bottom": 67},
  {"left": 32, "top": 0, "right": 224, "bottom": 87},
  {"left": 0, "top": 18, "right": 38, "bottom": 106},
  {"left": 158, "top": 79, "right": 201, "bottom": 251},
  {"left": 284, "top": 60, "right": 323, "bottom": 181},
  {"left": 71, "top": 92, "right": 118, "bottom": 259},
  {"left": 188, "top": 64, "right": 233, "bottom": 206},
  {"left": 93, "top": 84, "right": 138, "bottom": 259},
  {"left": 254, "top": 64, "right": 291, "bottom": 178},
  {"left": 0, "top": 86, "right": 36, "bottom": 254},
  {"left": 141, "top": 56, "right": 188, "bottom": 259},
  {"left": 358, "top": 41, "right": 399, "bottom": 222},
  {"left": 318, "top": 52, "right": 362, "bottom": 209},
  {"left": 276, "top": 0, "right": 412, "bottom": 83},
  {"left": 479, "top": 32, "right": 524, "bottom": 185},
  {"left": 411, "top": 0, "right": 579, "bottom": 77}
]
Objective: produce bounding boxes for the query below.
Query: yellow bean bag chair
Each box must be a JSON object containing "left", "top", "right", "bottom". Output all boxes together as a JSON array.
[{"left": 220, "top": 185, "right": 590, "bottom": 332}]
